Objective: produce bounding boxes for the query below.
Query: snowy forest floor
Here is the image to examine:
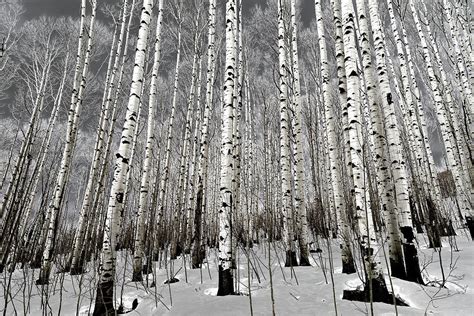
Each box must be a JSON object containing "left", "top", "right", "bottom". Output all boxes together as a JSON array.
[{"left": 1, "top": 231, "right": 474, "bottom": 315}]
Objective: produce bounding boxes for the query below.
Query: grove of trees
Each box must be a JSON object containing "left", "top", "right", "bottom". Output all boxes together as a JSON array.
[{"left": 0, "top": 0, "right": 472, "bottom": 314}]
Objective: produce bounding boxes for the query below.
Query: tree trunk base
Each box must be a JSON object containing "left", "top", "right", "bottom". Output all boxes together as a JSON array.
[
  {"left": 70, "top": 264, "right": 86, "bottom": 276},
  {"left": 342, "top": 259, "right": 356, "bottom": 274},
  {"left": 35, "top": 275, "right": 49, "bottom": 285},
  {"left": 142, "top": 261, "right": 153, "bottom": 275},
  {"left": 93, "top": 280, "right": 115, "bottom": 316},
  {"left": 217, "top": 266, "right": 234, "bottom": 296},
  {"left": 400, "top": 226, "right": 424, "bottom": 284},
  {"left": 466, "top": 216, "right": 474, "bottom": 240},
  {"left": 284, "top": 250, "right": 298, "bottom": 267},
  {"left": 389, "top": 257, "right": 407, "bottom": 280},
  {"left": 132, "top": 270, "right": 143, "bottom": 282},
  {"left": 191, "top": 246, "right": 205, "bottom": 269},
  {"left": 342, "top": 275, "right": 408, "bottom": 306},
  {"left": 299, "top": 254, "right": 311, "bottom": 266}
]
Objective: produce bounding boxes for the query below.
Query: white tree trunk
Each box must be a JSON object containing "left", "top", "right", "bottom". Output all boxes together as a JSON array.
[
  {"left": 37, "top": 0, "right": 97, "bottom": 285},
  {"left": 192, "top": 0, "right": 217, "bottom": 269},
  {"left": 409, "top": 0, "right": 472, "bottom": 221},
  {"left": 340, "top": 0, "right": 388, "bottom": 296},
  {"left": 93, "top": 1, "right": 153, "bottom": 313},
  {"left": 278, "top": 0, "right": 297, "bottom": 268},
  {"left": 217, "top": 0, "right": 236, "bottom": 296},
  {"left": 132, "top": 0, "right": 164, "bottom": 281},
  {"left": 316, "top": 0, "right": 355, "bottom": 274},
  {"left": 368, "top": 0, "right": 423, "bottom": 283},
  {"left": 70, "top": 0, "right": 130, "bottom": 275}
]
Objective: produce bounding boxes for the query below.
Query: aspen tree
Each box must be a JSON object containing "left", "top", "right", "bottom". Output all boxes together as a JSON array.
[
  {"left": 232, "top": 0, "right": 243, "bottom": 247},
  {"left": 278, "top": 0, "right": 297, "bottom": 268},
  {"left": 409, "top": 0, "right": 473, "bottom": 234},
  {"left": 315, "top": 0, "right": 355, "bottom": 274},
  {"left": 290, "top": 0, "right": 310, "bottom": 266},
  {"left": 217, "top": 0, "right": 236, "bottom": 296},
  {"left": 85, "top": 0, "right": 137, "bottom": 263},
  {"left": 355, "top": 0, "right": 406, "bottom": 279},
  {"left": 132, "top": 0, "right": 164, "bottom": 282},
  {"left": 69, "top": 0, "right": 130, "bottom": 275},
  {"left": 9, "top": 51, "right": 70, "bottom": 270},
  {"left": 442, "top": 0, "right": 474, "bottom": 122},
  {"left": 186, "top": 56, "right": 203, "bottom": 250},
  {"left": 93, "top": 1, "right": 153, "bottom": 313},
  {"left": 367, "top": 0, "right": 424, "bottom": 283},
  {"left": 330, "top": 0, "right": 354, "bottom": 215},
  {"left": 439, "top": 0, "right": 473, "bottom": 187},
  {"left": 157, "top": 9, "right": 182, "bottom": 247},
  {"left": 340, "top": 0, "right": 390, "bottom": 300},
  {"left": 37, "top": 0, "right": 97, "bottom": 285},
  {"left": 192, "top": 0, "right": 217, "bottom": 269}
]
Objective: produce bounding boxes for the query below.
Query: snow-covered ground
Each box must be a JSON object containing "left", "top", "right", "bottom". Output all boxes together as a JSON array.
[{"left": 1, "top": 232, "right": 473, "bottom": 315}]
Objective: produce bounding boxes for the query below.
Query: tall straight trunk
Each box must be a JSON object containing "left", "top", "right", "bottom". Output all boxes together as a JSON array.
[
  {"left": 37, "top": 0, "right": 97, "bottom": 285},
  {"left": 409, "top": 0, "right": 473, "bottom": 227},
  {"left": 186, "top": 56, "right": 204, "bottom": 246},
  {"left": 438, "top": 0, "right": 472, "bottom": 187},
  {"left": 290, "top": 0, "right": 310, "bottom": 266},
  {"left": 157, "top": 21, "right": 182, "bottom": 250},
  {"left": 85, "top": 0, "right": 137, "bottom": 263},
  {"left": 316, "top": 0, "right": 355, "bottom": 273},
  {"left": 330, "top": 0, "right": 354, "bottom": 217},
  {"left": 443, "top": 0, "right": 474, "bottom": 127},
  {"left": 396, "top": 1, "right": 442, "bottom": 210},
  {"left": 420, "top": 0, "right": 472, "bottom": 223},
  {"left": 232, "top": 0, "right": 243, "bottom": 248},
  {"left": 385, "top": 0, "right": 431, "bottom": 191},
  {"left": 70, "top": 0, "right": 130, "bottom": 275},
  {"left": 217, "top": 0, "right": 236, "bottom": 296},
  {"left": 278, "top": 0, "right": 297, "bottom": 268},
  {"left": 340, "top": 0, "right": 390, "bottom": 299},
  {"left": 93, "top": 1, "right": 153, "bottom": 314},
  {"left": 172, "top": 29, "right": 201, "bottom": 258},
  {"left": 192, "top": 0, "right": 217, "bottom": 269},
  {"left": 368, "top": 0, "right": 423, "bottom": 283},
  {"left": 132, "top": 0, "right": 164, "bottom": 282},
  {"left": 355, "top": 0, "right": 406, "bottom": 279}
]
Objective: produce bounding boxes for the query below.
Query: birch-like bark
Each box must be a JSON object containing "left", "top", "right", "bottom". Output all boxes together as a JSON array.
[
  {"left": 397, "top": 2, "right": 442, "bottom": 206},
  {"left": 157, "top": 20, "right": 182, "bottom": 245},
  {"left": 368, "top": 0, "right": 424, "bottom": 283},
  {"left": 340, "top": 0, "right": 389, "bottom": 297},
  {"left": 93, "top": 1, "right": 153, "bottom": 314},
  {"left": 69, "top": 0, "right": 130, "bottom": 275},
  {"left": 217, "top": 0, "right": 236, "bottom": 296},
  {"left": 192, "top": 0, "right": 217, "bottom": 269},
  {"left": 316, "top": 0, "right": 355, "bottom": 273},
  {"left": 290, "top": 0, "right": 310, "bottom": 266},
  {"left": 443, "top": 0, "right": 474, "bottom": 126},
  {"left": 439, "top": 0, "right": 473, "bottom": 187},
  {"left": 132, "top": 0, "right": 164, "bottom": 282},
  {"left": 330, "top": 0, "right": 354, "bottom": 216},
  {"left": 171, "top": 44, "right": 199, "bottom": 259},
  {"left": 37, "top": 0, "right": 97, "bottom": 285},
  {"left": 409, "top": 0, "right": 472, "bottom": 223},
  {"left": 186, "top": 57, "right": 203, "bottom": 250},
  {"left": 278, "top": 0, "right": 297, "bottom": 268},
  {"left": 356, "top": 0, "right": 406, "bottom": 279}
]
